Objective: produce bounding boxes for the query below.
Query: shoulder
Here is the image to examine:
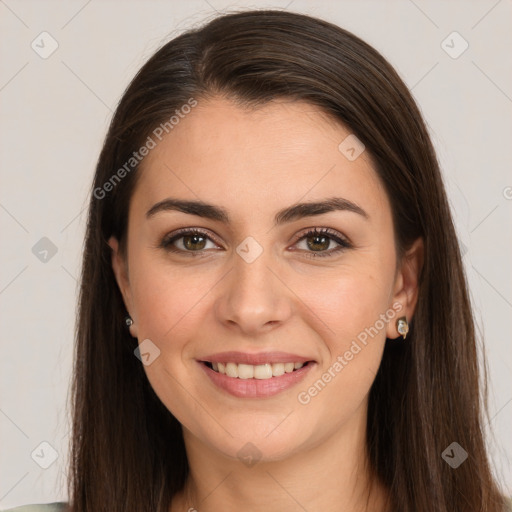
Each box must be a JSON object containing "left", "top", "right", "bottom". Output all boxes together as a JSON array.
[{"left": 1, "top": 503, "right": 68, "bottom": 512}]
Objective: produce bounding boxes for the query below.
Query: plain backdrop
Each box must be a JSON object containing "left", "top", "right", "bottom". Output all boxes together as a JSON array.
[{"left": 0, "top": 0, "right": 511, "bottom": 507}]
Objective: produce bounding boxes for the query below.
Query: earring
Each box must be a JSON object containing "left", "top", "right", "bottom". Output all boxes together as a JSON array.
[
  {"left": 125, "top": 316, "right": 133, "bottom": 327},
  {"left": 396, "top": 316, "right": 409, "bottom": 339}
]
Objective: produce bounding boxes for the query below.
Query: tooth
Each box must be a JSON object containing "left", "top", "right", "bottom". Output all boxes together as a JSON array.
[
  {"left": 238, "top": 363, "right": 254, "bottom": 379},
  {"left": 254, "top": 364, "right": 273, "bottom": 379},
  {"left": 211, "top": 361, "right": 307, "bottom": 378},
  {"left": 284, "top": 362, "right": 295, "bottom": 373},
  {"left": 271, "top": 363, "right": 285, "bottom": 376},
  {"left": 225, "top": 362, "right": 239, "bottom": 378}
]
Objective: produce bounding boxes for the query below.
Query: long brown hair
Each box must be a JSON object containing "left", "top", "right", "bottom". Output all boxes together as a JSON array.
[{"left": 68, "top": 9, "right": 507, "bottom": 511}]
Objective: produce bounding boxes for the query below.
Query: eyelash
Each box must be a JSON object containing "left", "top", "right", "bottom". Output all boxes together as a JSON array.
[{"left": 159, "top": 227, "right": 352, "bottom": 259}]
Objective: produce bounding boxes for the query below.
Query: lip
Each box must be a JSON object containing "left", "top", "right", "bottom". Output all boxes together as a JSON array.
[
  {"left": 198, "top": 351, "right": 314, "bottom": 365},
  {"left": 197, "top": 359, "right": 316, "bottom": 398}
]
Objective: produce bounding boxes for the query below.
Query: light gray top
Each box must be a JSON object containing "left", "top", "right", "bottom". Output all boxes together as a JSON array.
[{"left": 0, "top": 504, "right": 67, "bottom": 512}]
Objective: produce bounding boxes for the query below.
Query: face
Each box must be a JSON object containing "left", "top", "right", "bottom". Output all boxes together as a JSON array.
[{"left": 109, "top": 97, "right": 421, "bottom": 464}]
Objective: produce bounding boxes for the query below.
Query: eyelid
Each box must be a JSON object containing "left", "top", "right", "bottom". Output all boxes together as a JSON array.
[{"left": 291, "top": 226, "right": 351, "bottom": 246}]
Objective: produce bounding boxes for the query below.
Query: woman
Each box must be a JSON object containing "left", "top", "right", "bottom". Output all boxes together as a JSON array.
[{"left": 5, "top": 9, "right": 510, "bottom": 512}]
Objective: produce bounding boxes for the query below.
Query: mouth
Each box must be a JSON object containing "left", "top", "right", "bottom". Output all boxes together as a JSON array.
[
  {"left": 201, "top": 360, "right": 313, "bottom": 380},
  {"left": 197, "top": 351, "right": 316, "bottom": 398}
]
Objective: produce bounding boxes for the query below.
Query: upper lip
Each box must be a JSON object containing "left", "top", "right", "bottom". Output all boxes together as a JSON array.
[{"left": 199, "top": 351, "right": 315, "bottom": 365}]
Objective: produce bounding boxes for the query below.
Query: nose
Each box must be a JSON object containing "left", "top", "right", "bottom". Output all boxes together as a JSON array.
[{"left": 214, "top": 240, "right": 293, "bottom": 336}]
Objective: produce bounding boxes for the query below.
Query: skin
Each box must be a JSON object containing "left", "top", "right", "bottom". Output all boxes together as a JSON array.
[{"left": 109, "top": 96, "right": 423, "bottom": 512}]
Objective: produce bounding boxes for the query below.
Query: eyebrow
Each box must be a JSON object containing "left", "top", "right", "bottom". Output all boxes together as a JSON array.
[{"left": 146, "top": 196, "right": 369, "bottom": 225}]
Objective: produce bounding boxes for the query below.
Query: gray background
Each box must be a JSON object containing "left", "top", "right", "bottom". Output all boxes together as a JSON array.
[{"left": 0, "top": 0, "right": 511, "bottom": 507}]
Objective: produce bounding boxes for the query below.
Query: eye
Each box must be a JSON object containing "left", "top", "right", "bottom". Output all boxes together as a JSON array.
[
  {"left": 159, "top": 227, "right": 352, "bottom": 259},
  {"left": 292, "top": 227, "right": 352, "bottom": 258},
  {"left": 159, "top": 228, "right": 221, "bottom": 256}
]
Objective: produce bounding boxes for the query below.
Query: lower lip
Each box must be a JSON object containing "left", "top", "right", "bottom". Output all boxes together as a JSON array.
[{"left": 198, "top": 361, "right": 315, "bottom": 398}]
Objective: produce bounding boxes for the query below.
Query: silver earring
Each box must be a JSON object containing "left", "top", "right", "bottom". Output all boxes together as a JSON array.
[
  {"left": 125, "top": 316, "right": 133, "bottom": 327},
  {"left": 396, "top": 316, "right": 409, "bottom": 339}
]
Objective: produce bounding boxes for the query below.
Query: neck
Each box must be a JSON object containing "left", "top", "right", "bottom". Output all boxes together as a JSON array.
[{"left": 170, "top": 401, "right": 390, "bottom": 512}]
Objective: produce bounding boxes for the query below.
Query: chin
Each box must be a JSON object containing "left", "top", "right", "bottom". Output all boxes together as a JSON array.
[{"left": 196, "top": 414, "right": 314, "bottom": 464}]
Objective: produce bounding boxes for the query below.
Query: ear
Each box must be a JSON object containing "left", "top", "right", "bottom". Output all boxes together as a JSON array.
[
  {"left": 386, "top": 237, "right": 424, "bottom": 339},
  {"left": 108, "top": 236, "right": 138, "bottom": 338}
]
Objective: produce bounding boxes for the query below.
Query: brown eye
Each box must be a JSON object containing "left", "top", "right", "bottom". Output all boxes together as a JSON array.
[
  {"left": 160, "top": 229, "right": 220, "bottom": 256},
  {"left": 305, "top": 233, "right": 331, "bottom": 252},
  {"left": 159, "top": 227, "right": 351, "bottom": 259},
  {"left": 182, "top": 233, "right": 207, "bottom": 251},
  {"left": 293, "top": 228, "right": 351, "bottom": 258}
]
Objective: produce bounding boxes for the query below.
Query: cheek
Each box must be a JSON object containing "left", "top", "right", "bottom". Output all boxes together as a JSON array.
[
  {"left": 127, "top": 257, "right": 214, "bottom": 413},
  {"left": 129, "top": 257, "right": 213, "bottom": 343},
  {"left": 301, "top": 260, "right": 394, "bottom": 349},
  {"left": 295, "top": 272, "right": 392, "bottom": 422},
  {"left": 297, "top": 258, "right": 394, "bottom": 409}
]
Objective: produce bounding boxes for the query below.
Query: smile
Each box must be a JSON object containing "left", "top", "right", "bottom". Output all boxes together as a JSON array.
[
  {"left": 204, "top": 361, "right": 307, "bottom": 379},
  {"left": 198, "top": 359, "right": 315, "bottom": 398}
]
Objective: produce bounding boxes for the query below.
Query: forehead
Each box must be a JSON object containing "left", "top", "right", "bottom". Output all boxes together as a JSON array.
[{"left": 131, "top": 97, "right": 390, "bottom": 226}]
